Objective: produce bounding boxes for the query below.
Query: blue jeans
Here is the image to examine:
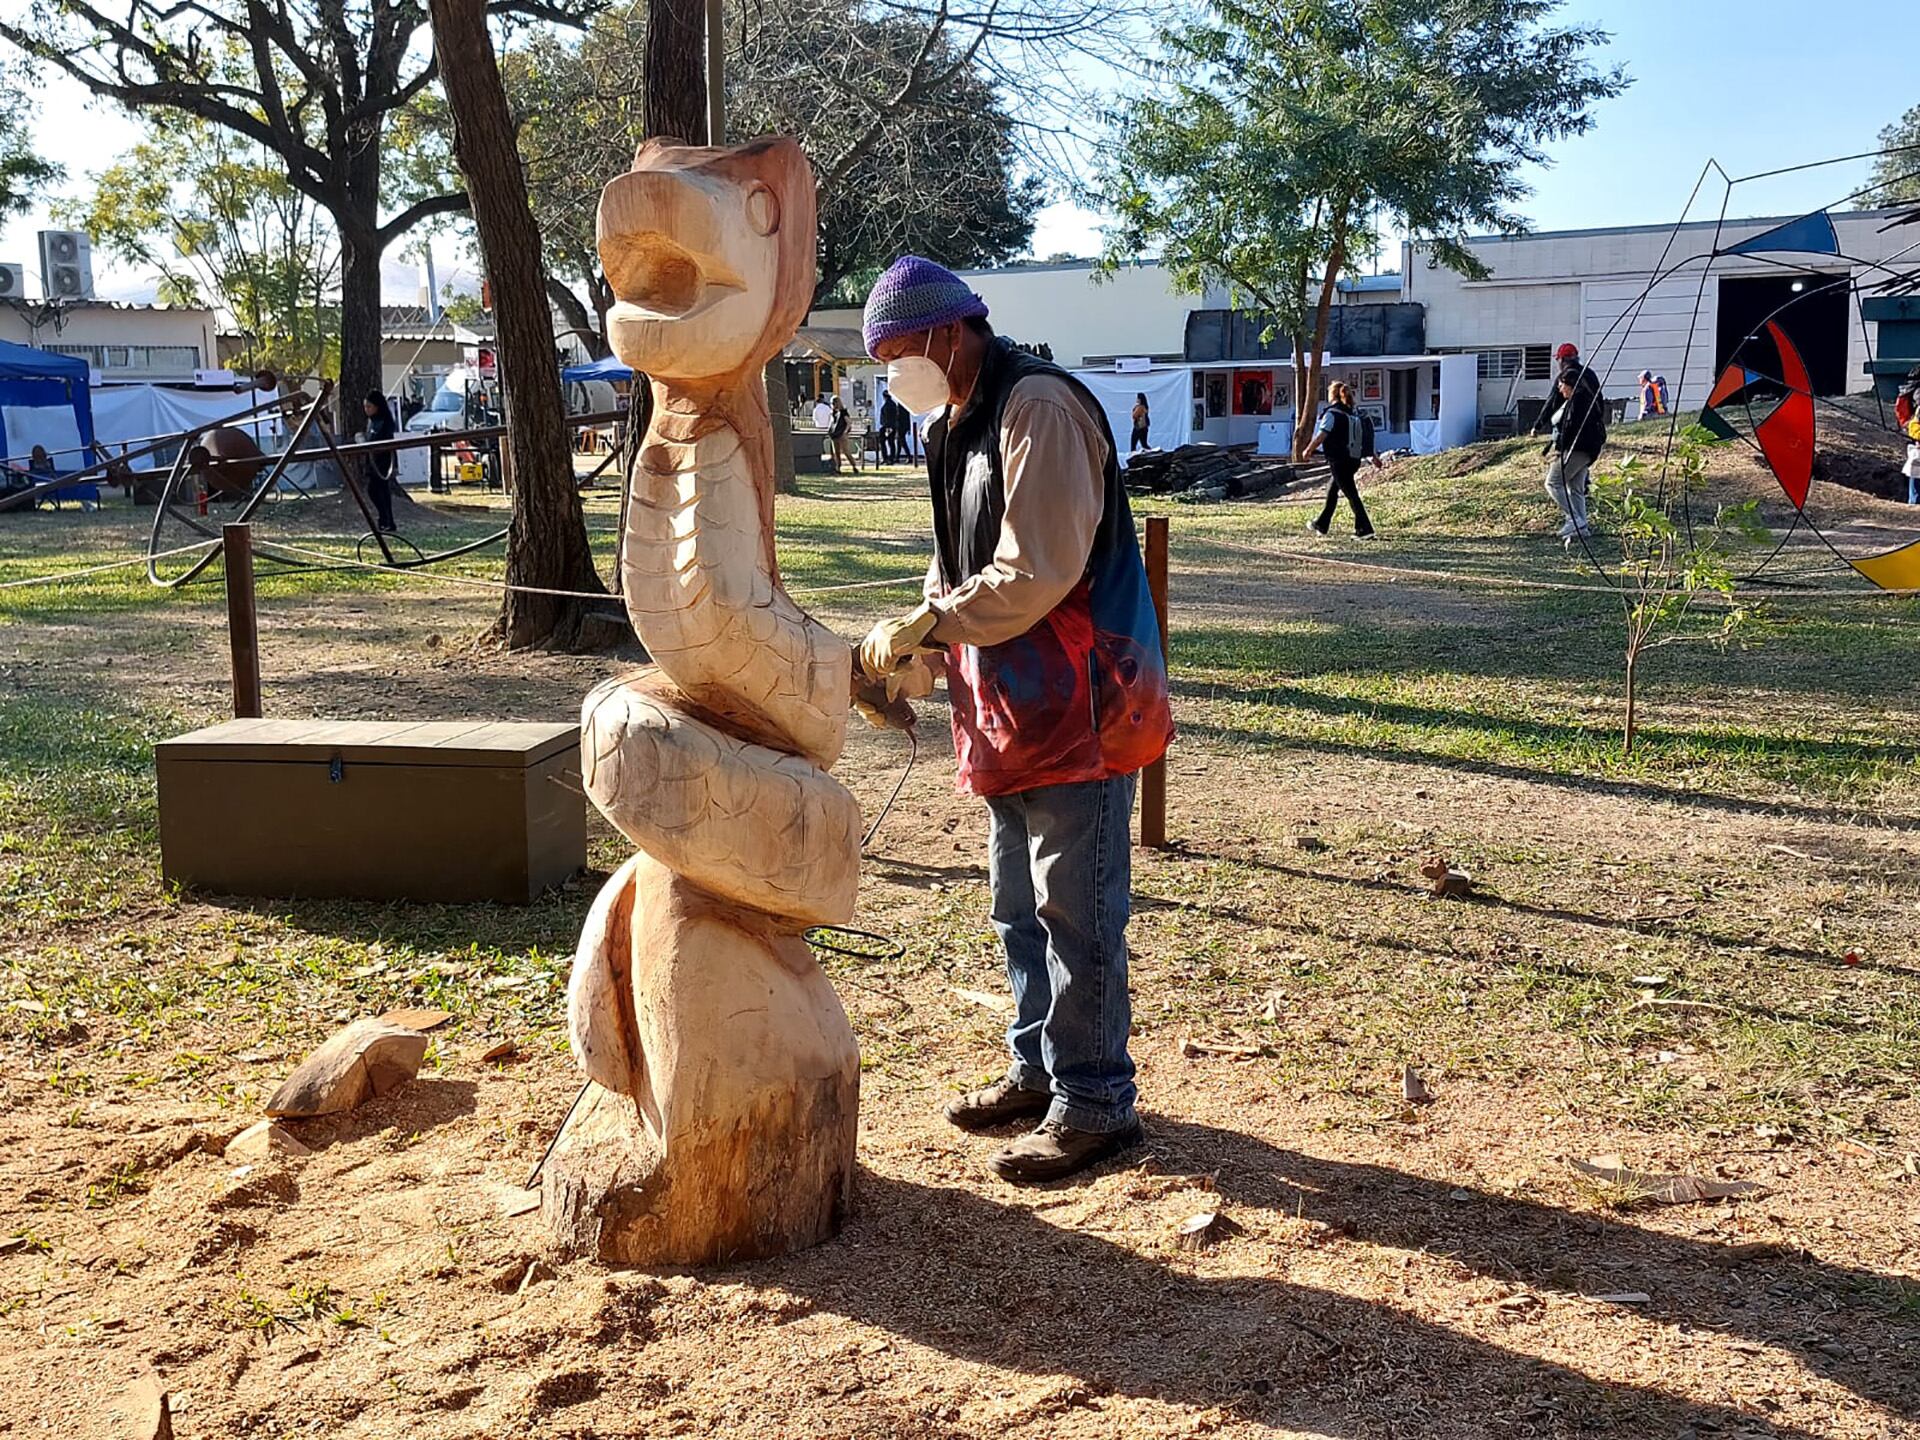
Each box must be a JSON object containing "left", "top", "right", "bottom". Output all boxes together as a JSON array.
[{"left": 985, "top": 772, "right": 1138, "bottom": 1134}]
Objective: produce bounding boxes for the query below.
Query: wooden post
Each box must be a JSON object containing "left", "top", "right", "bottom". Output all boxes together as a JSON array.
[
  {"left": 1140, "top": 514, "right": 1169, "bottom": 849},
  {"left": 224, "top": 522, "right": 262, "bottom": 719}
]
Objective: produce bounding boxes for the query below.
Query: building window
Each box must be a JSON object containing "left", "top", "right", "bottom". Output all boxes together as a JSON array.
[
  {"left": 1523, "top": 344, "right": 1553, "bottom": 380},
  {"left": 1477, "top": 348, "right": 1522, "bottom": 380},
  {"left": 49, "top": 342, "right": 202, "bottom": 371}
]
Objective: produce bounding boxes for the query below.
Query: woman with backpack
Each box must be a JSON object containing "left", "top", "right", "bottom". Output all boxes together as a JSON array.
[
  {"left": 1130, "top": 392, "right": 1151, "bottom": 452},
  {"left": 1302, "top": 379, "right": 1379, "bottom": 538}
]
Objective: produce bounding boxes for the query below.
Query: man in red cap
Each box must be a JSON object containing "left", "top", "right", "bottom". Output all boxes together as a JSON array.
[{"left": 1533, "top": 342, "right": 1605, "bottom": 542}]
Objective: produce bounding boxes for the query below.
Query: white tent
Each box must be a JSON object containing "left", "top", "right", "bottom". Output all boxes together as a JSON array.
[
  {"left": 1069, "top": 366, "right": 1194, "bottom": 453},
  {"left": 90, "top": 384, "right": 282, "bottom": 452}
]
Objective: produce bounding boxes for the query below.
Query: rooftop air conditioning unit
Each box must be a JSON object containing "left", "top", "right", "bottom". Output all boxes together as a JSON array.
[
  {"left": 37, "top": 230, "right": 94, "bottom": 300},
  {"left": 0, "top": 263, "right": 24, "bottom": 299}
]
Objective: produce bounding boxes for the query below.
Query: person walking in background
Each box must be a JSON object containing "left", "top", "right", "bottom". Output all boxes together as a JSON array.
[
  {"left": 362, "top": 390, "right": 399, "bottom": 533},
  {"left": 1543, "top": 364, "right": 1607, "bottom": 543},
  {"left": 1638, "top": 369, "right": 1667, "bottom": 421},
  {"left": 1302, "top": 380, "right": 1379, "bottom": 538},
  {"left": 883, "top": 393, "right": 908, "bottom": 463},
  {"left": 811, "top": 394, "right": 832, "bottom": 432},
  {"left": 829, "top": 396, "right": 861, "bottom": 474},
  {"left": 892, "top": 394, "right": 915, "bottom": 461},
  {"left": 1130, "top": 392, "right": 1151, "bottom": 452}
]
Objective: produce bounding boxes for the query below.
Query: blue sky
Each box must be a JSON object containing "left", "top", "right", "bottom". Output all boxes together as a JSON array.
[
  {"left": 1032, "top": 0, "right": 1917, "bottom": 259},
  {"left": 2, "top": 0, "right": 1913, "bottom": 296}
]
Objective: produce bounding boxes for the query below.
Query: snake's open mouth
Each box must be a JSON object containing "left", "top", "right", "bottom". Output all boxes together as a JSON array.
[{"left": 602, "top": 231, "right": 745, "bottom": 321}]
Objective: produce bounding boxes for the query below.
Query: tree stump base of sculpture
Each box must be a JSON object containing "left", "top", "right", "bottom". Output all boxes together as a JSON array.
[{"left": 540, "top": 857, "right": 859, "bottom": 1266}]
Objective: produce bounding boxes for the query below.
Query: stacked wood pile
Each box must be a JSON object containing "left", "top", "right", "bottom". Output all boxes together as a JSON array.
[{"left": 1124, "top": 443, "right": 1322, "bottom": 502}]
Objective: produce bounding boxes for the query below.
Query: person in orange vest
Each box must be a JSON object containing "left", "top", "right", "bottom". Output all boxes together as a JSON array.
[
  {"left": 1637, "top": 370, "right": 1667, "bottom": 421},
  {"left": 1898, "top": 366, "right": 1920, "bottom": 504}
]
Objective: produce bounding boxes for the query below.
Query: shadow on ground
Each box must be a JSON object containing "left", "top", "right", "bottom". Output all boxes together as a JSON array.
[{"left": 764, "top": 1118, "right": 1916, "bottom": 1438}]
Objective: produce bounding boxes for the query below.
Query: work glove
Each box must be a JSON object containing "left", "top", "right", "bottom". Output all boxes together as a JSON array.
[
  {"left": 850, "top": 655, "right": 933, "bottom": 731},
  {"left": 858, "top": 602, "right": 941, "bottom": 681}
]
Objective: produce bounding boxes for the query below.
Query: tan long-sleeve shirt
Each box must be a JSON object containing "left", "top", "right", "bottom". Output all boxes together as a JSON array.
[{"left": 924, "top": 375, "right": 1109, "bottom": 649}]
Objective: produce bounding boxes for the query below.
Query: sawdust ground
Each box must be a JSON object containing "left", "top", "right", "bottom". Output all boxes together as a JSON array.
[{"left": 2, "top": 504, "right": 1918, "bottom": 1439}]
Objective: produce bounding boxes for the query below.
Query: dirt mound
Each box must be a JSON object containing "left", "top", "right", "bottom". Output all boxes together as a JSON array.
[{"left": 1814, "top": 393, "right": 1910, "bottom": 503}]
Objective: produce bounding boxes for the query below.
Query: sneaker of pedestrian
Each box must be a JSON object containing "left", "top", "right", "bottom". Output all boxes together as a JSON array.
[
  {"left": 987, "top": 1118, "right": 1145, "bottom": 1184},
  {"left": 1308, "top": 519, "right": 1329, "bottom": 537},
  {"left": 1356, "top": 530, "right": 1377, "bottom": 541},
  {"left": 943, "top": 1075, "right": 1051, "bottom": 1132},
  {"left": 1556, "top": 517, "right": 1577, "bottom": 539}
]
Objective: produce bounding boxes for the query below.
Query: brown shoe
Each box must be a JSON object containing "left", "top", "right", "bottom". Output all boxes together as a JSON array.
[
  {"left": 986, "top": 1118, "right": 1144, "bottom": 1184},
  {"left": 943, "top": 1076, "right": 1051, "bottom": 1132}
]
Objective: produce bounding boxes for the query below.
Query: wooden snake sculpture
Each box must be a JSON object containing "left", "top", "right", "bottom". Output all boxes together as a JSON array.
[{"left": 542, "top": 137, "right": 862, "bottom": 1265}]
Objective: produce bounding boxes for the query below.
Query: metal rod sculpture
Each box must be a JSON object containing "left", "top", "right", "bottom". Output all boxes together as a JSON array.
[{"left": 541, "top": 136, "right": 862, "bottom": 1264}]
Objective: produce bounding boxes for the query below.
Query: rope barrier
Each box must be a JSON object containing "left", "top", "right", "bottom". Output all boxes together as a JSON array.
[
  {"left": 1191, "top": 533, "right": 1920, "bottom": 601},
  {"left": 0, "top": 540, "right": 220, "bottom": 591},
  {"left": 252, "top": 537, "right": 923, "bottom": 602}
]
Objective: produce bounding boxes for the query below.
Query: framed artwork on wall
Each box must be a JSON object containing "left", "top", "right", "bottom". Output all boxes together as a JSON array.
[
  {"left": 1192, "top": 372, "right": 1206, "bottom": 399},
  {"left": 1360, "top": 368, "right": 1384, "bottom": 402},
  {"left": 1193, "top": 401, "right": 1206, "bottom": 430},
  {"left": 1205, "top": 374, "right": 1228, "bottom": 418},
  {"left": 1232, "top": 369, "right": 1274, "bottom": 416}
]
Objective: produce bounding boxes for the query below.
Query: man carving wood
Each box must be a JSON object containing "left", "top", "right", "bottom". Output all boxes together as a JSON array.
[{"left": 857, "top": 256, "right": 1174, "bottom": 1183}]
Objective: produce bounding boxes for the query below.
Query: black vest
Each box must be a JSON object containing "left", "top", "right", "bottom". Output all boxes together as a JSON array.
[{"left": 924, "top": 338, "right": 1130, "bottom": 592}]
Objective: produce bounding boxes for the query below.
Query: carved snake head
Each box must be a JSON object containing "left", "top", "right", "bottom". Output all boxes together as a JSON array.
[{"left": 598, "top": 136, "right": 818, "bottom": 384}]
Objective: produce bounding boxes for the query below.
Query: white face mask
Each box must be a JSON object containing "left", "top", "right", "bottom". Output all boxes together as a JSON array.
[{"left": 885, "top": 330, "right": 955, "bottom": 415}]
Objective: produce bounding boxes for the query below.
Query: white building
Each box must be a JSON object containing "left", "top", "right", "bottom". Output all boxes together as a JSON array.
[
  {"left": 811, "top": 258, "right": 1220, "bottom": 370},
  {"left": 1403, "top": 207, "right": 1913, "bottom": 423},
  {"left": 0, "top": 300, "right": 219, "bottom": 384}
]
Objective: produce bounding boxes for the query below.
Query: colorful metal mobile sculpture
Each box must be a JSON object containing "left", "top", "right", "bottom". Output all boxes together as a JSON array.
[
  {"left": 1572, "top": 146, "right": 1920, "bottom": 593},
  {"left": 1699, "top": 316, "right": 1920, "bottom": 590}
]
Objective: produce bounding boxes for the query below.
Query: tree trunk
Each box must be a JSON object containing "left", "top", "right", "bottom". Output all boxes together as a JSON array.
[
  {"left": 337, "top": 224, "right": 386, "bottom": 435},
  {"left": 430, "top": 0, "right": 611, "bottom": 651},
  {"left": 547, "top": 277, "right": 607, "bottom": 358},
  {"left": 764, "top": 358, "right": 796, "bottom": 494},
  {"left": 1623, "top": 644, "right": 1638, "bottom": 754},
  {"left": 1290, "top": 335, "right": 1309, "bottom": 460},
  {"left": 1296, "top": 230, "right": 1346, "bottom": 462},
  {"left": 645, "top": 0, "right": 708, "bottom": 142}
]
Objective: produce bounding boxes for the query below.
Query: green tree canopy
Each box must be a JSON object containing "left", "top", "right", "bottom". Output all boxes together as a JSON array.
[
  {"left": 0, "top": 0, "right": 594, "bottom": 428},
  {"left": 0, "top": 59, "right": 60, "bottom": 222},
  {"left": 59, "top": 117, "right": 338, "bottom": 379},
  {"left": 509, "top": 0, "right": 1041, "bottom": 350},
  {"left": 1868, "top": 106, "right": 1920, "bottom": 206},
  {"left": 1102, "top": 0, "right": 1625, "bottom": 454}
]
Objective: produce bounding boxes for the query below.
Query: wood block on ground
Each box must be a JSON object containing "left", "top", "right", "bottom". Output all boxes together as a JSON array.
[{"left": 265, "top": 1018, "right": 428, "bottom": 1118}]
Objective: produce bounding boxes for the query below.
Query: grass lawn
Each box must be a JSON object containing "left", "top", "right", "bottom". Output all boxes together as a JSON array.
[{"left": 1, "top": 437, "right": 1918, "bottom": 1438}]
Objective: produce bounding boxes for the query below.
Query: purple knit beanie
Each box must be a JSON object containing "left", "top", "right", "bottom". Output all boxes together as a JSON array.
[{"left": 862, "top": 256, "right": 989, "bottom": 355}]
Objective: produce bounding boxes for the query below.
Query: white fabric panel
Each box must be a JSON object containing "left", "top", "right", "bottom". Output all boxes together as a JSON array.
[
  {"left": 90, "top": 385, "right": 282, "bottom": 451},
  {"left": 1069, "top": 366, "right": 1193, "bottom": 453},
  {"left": 1408, "top": 420, "right": 1443, "bottom": 454},
  {"left": 1, "top": 405, "right": 83, "bottom": 465},
  {"left": 1437, "top": 355, "right": 1480, "bottom": 448}
]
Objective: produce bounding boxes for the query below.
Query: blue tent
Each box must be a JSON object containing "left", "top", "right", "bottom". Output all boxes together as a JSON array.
[
  {"left": 561, "top": 353, "right": 634, "bottom": 384},
  {"left": 0, "top": 339, "right": 95, "bottom": 476}
]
